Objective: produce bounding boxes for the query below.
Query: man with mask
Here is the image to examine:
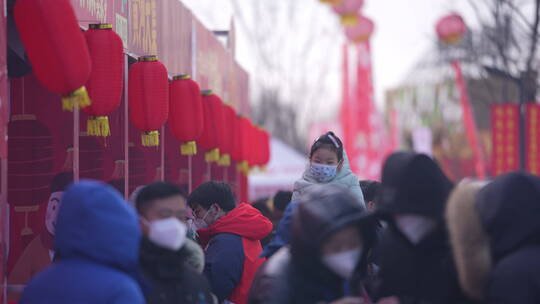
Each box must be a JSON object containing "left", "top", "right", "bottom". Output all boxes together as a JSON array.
[
  {"left": 374, "top": 152, "right": 469, "bottom": 304},
  {"left": 188, "top": 181, "right": 273, "bottom": 304},
  {"left": 135, "top": 182, "right": 215, "bottom": 304},
  {"left": 8, "top": 172, "right": 73, "bottom": 301}
]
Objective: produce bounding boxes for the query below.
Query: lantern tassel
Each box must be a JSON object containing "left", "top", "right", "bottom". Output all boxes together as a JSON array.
[
  {"left": 87, "top": 116, "right": 111, "bottom": 137},
  {"left": 205, "top": 149, "right": 220, "bottom": 163},
  {"left": 341, "top": 14, "right": 359, "bottom": 26},
  {"left": 218, "top": 154, "right": 231, "bottom": 167},
  {"left": 62, "top": 87, "right": 92, "bottom": 111},
  {"left": 181, "top": 141, "right": 198, "bottom": 156},
  {"left": 237, "top": 161, "right": 250, "bottom": 174},
  {"left": 142, "top": 131, "right": 160, "bottom": 147}
]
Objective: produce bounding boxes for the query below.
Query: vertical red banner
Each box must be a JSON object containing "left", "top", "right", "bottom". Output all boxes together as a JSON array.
[
  {"left": 491, "top": 104, "right": 520, "bottom": 176},
  {"left": 526, "top": 104, "right": 540, "bottom": 176}
]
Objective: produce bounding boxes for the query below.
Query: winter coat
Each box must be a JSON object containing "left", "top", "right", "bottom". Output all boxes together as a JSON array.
[
  {"left": 292, "top": 152, "right": 365, "bottom": 208},
  {"left": 260, "top": 200, "right": 298, "bottom": 258},
  {"left": 140, "top": 237, "right": 216, "bottom": 304},
  {"left": 249, "top": 184, "right": 377, "bottom": 304},
  {"left": 374, "top": 152, "right": 468, "bottom": 304},
  {"left": 197, "top": 203, "right": 273, "bottom": 304},
  {"left": 446, "top": 172, "right": 540, "bottom": 304},
  {"left": 20, "top": 181, "right": 145, "bottom": 304}
]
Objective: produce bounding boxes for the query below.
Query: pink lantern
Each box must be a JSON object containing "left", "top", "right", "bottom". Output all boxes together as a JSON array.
[
  {"left": 345, "top": 15, "right": 374, "bottom": 43},
  {"left": 436, "top": 13, "right": 467, "bottom": 45},
  {"left": 332, "top": 0, "right": 364, "bottom": 25}
]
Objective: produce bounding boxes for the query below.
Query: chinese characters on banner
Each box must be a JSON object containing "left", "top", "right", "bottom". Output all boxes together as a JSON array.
[
  {"left": 491, "top": 104, "right": 519, "bottom": 176},
  {"left": 526, "top": 104, "right": 540, "bottom": 176}
]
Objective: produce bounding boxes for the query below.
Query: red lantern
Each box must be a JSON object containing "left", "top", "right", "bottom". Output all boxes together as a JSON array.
[
  {"left": 169, "top": 75, "right": 204, "bottom": 155},
  {"left": 232, "top": 115, "right": 243, "bottom": 163},
  {"left": 129, "top": 56, "right": 169, "bottom": 147},
  {"left": 332, "top": 0, "right": 364, "bottom": 25},
  {"left": 261, "top": 129, "right": 271, "bottom": 166},
  {"left": 14, "top": 0, "right": 92, "bottom": 111},
  {"left": 84, "top": 24, "right": 124, "bottom": 137},
  {"left": 235, "top": 116, "right": 252, "bottom": 174},
  {"left": 218, "top": 104, "right": 236, "bottom": 167},
  {"left": 345, "top": 16, "right": 374, "bottom": 43},
  {"left": 436, "top": 13, "right": 467, "bottom": 45},
  {"left": 198, "top": 91, "right": 225, "bottom": 163}
]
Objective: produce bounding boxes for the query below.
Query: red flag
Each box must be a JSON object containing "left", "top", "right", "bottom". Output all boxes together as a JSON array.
[
  {"left": 491, "top": 104, "right": 519, "bottom": 176},
  {"left": 526, "top": 104, "right": 540, "bottom": 176}
]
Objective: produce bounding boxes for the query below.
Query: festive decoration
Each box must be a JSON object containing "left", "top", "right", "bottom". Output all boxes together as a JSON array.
[
  {"left": 345, "top": 15, "right": 374, "bottom": 43},
  {"left": 169, "top": 75, "right": 204, "bottom": 155},
  {"left": 235, "top": 116, "right": 252, "bottom": 174},
  {"left": 491, "top": 104, "right": 519, "bottom": 176},
  {"left": 260, "top": 129, "right": 271, "bottom": 167},
  {"left": 320, "top": 0, "right": 341, "bottom": 4},
  {"left": 129, "top": 56, "right": 169, "bottom": 147},
  {"left": 84, "top": 24, "right": 124, "bottom": 137},
  {"left": 526, "top": 104, "right": 540, "bottom": 176},
  {"left": 436, "top": 13, "right": 467, "bottom": 45},
  {"left": 14, "top": 0, "right": 92, "bottom": 111},
  {"left": 198, "top": 91, "right": 224, "bottom": 162},
  {"left": 332, "top": 0, "right": 364, "bottom": 25},
  {"left": 218, "top": 104, "right": 236, "bottom": 167}
]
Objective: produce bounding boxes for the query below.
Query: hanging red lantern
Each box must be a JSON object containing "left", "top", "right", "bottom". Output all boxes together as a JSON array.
[
  {"left": 236, "top": 116, "right": 252, "bottom": 174},
  {"left": 436, "top": 13, "right": 467, "bottom": 45},
  {"left": 260, "top": 129, "right": 271, "bottom": 167},
  {"left": 231, "top": 115, "right": 243, "bottom": 163},
  {"left": 169, "top": 75, "right": 204, "bottom": 155},
  {"left": 84, "top": 24, "right": 124, "bottom": 137},
  {"left": 345, "top": 15, "right": 375, "bottom": 43},
  {"left": 332, "top": 0, "right": 364, "bottom": 25},
  {"left": 218, "top": 104, "right": 236, "bottom": 167},
  {"left": 129, "top": 56, "right": 169, "bottom": 147},
  {"left": 198, "top": 91, "right": 225, "bottom": 163},
  {"left": 14, "top": 0, "right": 92, "bottom": 111}
]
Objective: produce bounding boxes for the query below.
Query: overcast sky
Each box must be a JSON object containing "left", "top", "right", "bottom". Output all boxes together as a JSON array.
[{"left": 181, "top": 0, "right": 481, "bottom": 112}]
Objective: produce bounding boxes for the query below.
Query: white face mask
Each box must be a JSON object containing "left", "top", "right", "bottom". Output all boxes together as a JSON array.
[
  {"left": 310, "top": 163, "right": 338, "bottom": 183},
  {"left": 193, "top": 205, "right": 216, "bottom": 230},
  {"left": 144, "top": 217, "right": 187, "bottom": 251},
  {"left": 322, "top": 247, "right": 362, "bottom": 279},
  {"left": 394, "top": 214, "right": 436, "bottom": 244}
]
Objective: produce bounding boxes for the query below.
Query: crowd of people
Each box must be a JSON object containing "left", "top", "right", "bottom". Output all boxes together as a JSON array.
[{"left": 17, "top": 132, "right": 540, "bottom": 304}]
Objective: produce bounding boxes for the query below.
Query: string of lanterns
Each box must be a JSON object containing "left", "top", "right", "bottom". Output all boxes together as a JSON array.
[{"left": 319, "top": 0, "right": 374, "bottom": 44}]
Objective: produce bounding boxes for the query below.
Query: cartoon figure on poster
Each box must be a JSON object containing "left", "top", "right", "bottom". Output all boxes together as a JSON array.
[{"left": 8, "top": 172, "right": 73, "bottom": 297}]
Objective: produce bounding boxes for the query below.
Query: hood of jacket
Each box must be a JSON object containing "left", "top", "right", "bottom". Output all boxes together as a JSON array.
[
  {"left": 477, "top": 172, "right": 540, "bottom": 261},
  {"left": 54, "top": 181, "right": 141, "bottom": 273},
  {"left": 378, "top": 152, "right": 453, "bottom": 220},
  {"left": 446, "top": 180, "right": 492, "bottom": 301},
  {"left": 198, "top": 203, "right": 273, "bottom": 247},
  {"left": 290, "top": 184, "right": 375, "bottom": 281}
]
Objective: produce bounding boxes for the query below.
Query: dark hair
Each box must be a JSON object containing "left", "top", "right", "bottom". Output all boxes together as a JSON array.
[
  {"left": 273, "top": 190, "right": 292, "bottom": 211},
  {"left": 187, "top": 181, "right": 236, "bottom": 212},
  {"left": 309, "top": 131, "right": 344, "bottom": 161},
  {"left": 359, "top": 180, "right": 381, "bottom": 203},
  {"left": 252, "top": 198, "right": 272, "bottom": 219},
  {"left": 135, "top": 182, "right": 185, "bottom": 214}
]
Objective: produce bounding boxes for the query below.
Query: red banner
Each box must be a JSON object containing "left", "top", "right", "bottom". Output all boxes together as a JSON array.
[
  {"left": 491, "top": 104, "right": 519, "bottom": 176},
  {"left": 526, "top": 104, "right": 540, "bottom": 176},
  {"left": 452, "top": 61, "right": 485, "bottom": 179}
]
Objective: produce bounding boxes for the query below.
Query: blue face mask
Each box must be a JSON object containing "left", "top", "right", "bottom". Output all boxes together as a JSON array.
[{"left": 310, "top": 163, "right": 338, "bottom": 183}]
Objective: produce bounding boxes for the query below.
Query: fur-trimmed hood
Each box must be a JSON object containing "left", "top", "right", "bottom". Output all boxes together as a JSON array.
[
  {"left": 446, "top": 172, "right": 540, "bottom": 302},
  {"left": 446, "top": 180, "right": 491, "bottom": 301}
]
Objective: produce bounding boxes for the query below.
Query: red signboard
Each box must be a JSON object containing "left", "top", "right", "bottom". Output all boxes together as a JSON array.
[
  {"left": 491, "top": 104, "right": 519, "bottom": 176},
  {"left": 526, "top": 104, "right": 540, "bottom": 176}
]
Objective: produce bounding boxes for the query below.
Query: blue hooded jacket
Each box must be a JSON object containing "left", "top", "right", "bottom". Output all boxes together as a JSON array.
[{"left": 21, "top": 181, "right": 145, "bottom": 304}]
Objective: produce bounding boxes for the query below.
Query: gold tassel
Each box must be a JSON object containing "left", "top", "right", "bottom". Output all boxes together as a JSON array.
[
  {"left": 142, "top": 131, "right": 160, "bottom": 147},
  {"left": 218, "top": 154, "right": 231, "bottom": 167},
  {"left": 87, "top": 116, "right": 110, "bottom": 137},
  {"left": 340, "top": 14, "right": 359, "bottom": 26},
  {"left": 237, "top": 161, "right": 249, "bottom": 174},
  {"left": 180, "top": 141, "right": 197, "bottom": 155},
  {"left": 205, "top": 149, "right": 220, "bottom": 163},
  {"left": 62, "top": 87, "right": 92, "bottom": 111}
]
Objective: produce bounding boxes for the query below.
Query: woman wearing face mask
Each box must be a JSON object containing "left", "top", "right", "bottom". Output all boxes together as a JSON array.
[
  {"left": 373, "top": 152, "right": 470, "bottom": 304},
  {"left": 249, "top": 184, "right": 377, "bottom": 304}
]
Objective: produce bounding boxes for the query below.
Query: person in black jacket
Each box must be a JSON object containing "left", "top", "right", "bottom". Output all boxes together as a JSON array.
[
  {"left": 446, "top": 172, "right": 540, "bottom": 304},
  {"left": 374, "top": 152, "right": 468, "bottom": 304},
  {"left": 249, "top": 184, "right": 377, "bottom": 304},
  {"left": 136, "top": 182, "right": 216, "bottom": 304}
]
